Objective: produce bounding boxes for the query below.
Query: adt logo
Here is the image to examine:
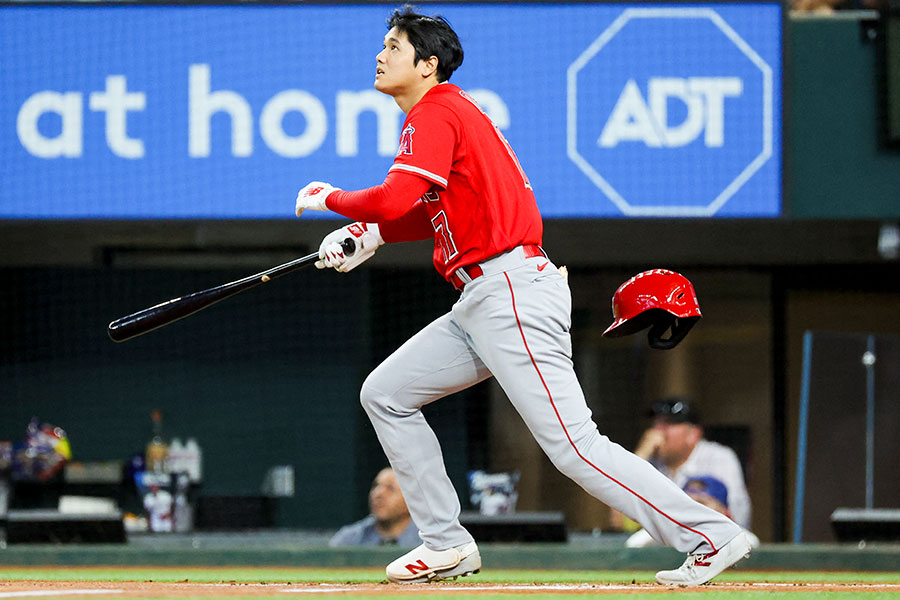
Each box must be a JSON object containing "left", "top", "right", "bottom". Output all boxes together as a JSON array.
[{"left": 567, "top": 8, "right": 773, "bottom": 216}]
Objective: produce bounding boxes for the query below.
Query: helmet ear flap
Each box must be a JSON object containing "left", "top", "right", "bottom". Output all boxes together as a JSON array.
[{"left": 647, "top": 315, "right": 699, "bottom": 350}]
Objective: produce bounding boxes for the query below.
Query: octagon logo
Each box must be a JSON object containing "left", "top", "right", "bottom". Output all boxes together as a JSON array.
[{"left": 566, "top": 8, "right": 774, "bottom": 216}]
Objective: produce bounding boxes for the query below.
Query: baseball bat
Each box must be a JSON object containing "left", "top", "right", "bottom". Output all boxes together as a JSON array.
[{"left": 107, "top": 238, "right": 355, "bottom": 343}]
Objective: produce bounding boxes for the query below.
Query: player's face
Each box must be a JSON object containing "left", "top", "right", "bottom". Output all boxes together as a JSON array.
[
  {"left": 369, "top": 468, "right": 410, "bottom": 522},
  {"left": 375, "top": 28, "right": 423, "bottom": 96}
]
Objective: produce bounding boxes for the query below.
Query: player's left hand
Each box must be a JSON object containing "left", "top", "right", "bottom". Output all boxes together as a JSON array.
[{"left": 295, "top": 181, "right": 340, "bottom": 217}]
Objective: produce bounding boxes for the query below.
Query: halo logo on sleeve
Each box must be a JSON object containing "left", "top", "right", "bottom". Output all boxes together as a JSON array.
[
  {"left": 398, "top": 124, "right": 415, "bottom": 156},
  {"left": 567, "top": 8, "right": 774, "bottom": 217}
]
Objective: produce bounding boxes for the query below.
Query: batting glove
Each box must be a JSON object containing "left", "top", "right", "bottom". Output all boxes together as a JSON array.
[
  {"left": 295, "top": 181, "right": 340, "bottom": 217},
  {"left": 317, "top": 222, "right": 384, "bottom": 273}
]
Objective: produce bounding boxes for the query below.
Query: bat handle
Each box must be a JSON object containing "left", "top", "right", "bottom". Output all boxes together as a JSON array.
[{"left": 341, "top": 237, "right": 356, "bottom": 256}]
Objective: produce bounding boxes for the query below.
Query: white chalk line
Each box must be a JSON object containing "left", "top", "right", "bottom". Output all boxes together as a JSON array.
[
  {"left": 280, "top": 582, "right": 900, "bottom": 593},
  {"left": 282, "top": 584, "right": 631, "bottom": 593},
  {"left": 749, "top": 583, "right": 900, "bottom": 589},
  {"left": 0, "top": 591, "right": 123, "bottom": 599}
]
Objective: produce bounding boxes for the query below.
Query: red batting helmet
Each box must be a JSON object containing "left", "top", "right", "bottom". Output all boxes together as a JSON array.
[{"left": 602, "top": 269, "right": 701, "bottom": 350}]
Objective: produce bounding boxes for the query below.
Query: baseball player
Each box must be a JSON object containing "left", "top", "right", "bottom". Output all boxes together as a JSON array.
[{"left": 294, "top": 6, "right": 752, "bottom": 586}]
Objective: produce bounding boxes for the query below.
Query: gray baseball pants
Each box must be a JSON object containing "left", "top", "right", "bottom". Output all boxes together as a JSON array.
[{"left": 360, "top": 246, "right": 742, "bottom": 554}]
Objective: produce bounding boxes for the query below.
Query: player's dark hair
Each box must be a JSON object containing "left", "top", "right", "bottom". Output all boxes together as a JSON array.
[{"left": 387, "top": 5, "right": 463, "bottom": 82}]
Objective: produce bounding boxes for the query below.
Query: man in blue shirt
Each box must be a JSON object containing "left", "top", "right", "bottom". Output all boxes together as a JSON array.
[{"left": 330, "top": 468, "right": 420, "bottom": 547}]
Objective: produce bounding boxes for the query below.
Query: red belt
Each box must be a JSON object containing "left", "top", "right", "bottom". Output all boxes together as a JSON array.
[{"left": 449, "top": 244, "right": 546, "bottom": 290}]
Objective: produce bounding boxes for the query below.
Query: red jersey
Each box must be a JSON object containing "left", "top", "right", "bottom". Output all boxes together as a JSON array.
[
  {"left": 391, "top": 83, "right": 542, "bottom": 279},
  {"left": 328, "top": 83, "right": 543, "bottom": 282}
]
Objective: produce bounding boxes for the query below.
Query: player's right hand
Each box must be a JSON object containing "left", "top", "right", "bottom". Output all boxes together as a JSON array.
[{"left": 317, "top": 222, "right": 384, "bottom": 273}]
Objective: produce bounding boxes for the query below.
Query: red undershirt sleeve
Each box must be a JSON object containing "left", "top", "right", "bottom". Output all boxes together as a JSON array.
[
  {"left": 326, "top": 170, "right": 434, "bottom": 223},
  {"left": 378, "top": 200, "right": 433, "bottom": 243}
]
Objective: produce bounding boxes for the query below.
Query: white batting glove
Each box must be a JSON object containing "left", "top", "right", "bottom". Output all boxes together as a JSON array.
[
  {"left": 295, "top": 181, "right": 340, "bottom": 217},
  {"left": 317, "top": 222, "right": 384, "bottom": 273}
]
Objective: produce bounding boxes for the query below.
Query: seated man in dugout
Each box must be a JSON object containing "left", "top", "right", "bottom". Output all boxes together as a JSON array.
[
  {"left": 330, "top": 467, "right": 420, "bottom": 547},
  {"left": 612, "top": 397, "right": 755, "bottom": 546}
]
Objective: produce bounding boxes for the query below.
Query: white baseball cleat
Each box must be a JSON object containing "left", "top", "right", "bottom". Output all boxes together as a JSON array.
[
  {"left": 386, "top": 541, "right": 481, "bottom": 583},
  {"left": 655, "top": 530, "right": 753, "bottom": 586}
]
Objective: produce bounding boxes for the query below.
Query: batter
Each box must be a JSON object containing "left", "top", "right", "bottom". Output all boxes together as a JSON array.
[{"left": 293, "top": 6, "right": 752, "bottom": 586}]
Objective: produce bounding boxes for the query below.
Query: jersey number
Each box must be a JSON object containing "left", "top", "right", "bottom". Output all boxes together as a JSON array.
[{"left": 431, "top": 210, "right": 458, "bottom": 261}]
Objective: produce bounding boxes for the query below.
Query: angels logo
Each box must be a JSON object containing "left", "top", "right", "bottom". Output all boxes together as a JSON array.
[{"left": 397, "top": 124, "right": 415, "bottom": 155}]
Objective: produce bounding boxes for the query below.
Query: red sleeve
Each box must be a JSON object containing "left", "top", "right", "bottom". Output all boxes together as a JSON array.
[
  {"left": 379, "top": 200, "right": 432, "bottom": 243},
  {"left": 325, "top": 170, "right": 433, "bottom": 222}
]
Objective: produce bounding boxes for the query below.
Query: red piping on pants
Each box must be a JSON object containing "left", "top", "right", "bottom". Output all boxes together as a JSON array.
[{"left": 503, "top": 272, "right": 717, "bottom": 553}]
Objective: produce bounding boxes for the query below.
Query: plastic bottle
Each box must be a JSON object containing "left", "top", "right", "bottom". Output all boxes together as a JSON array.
[
  {"left": 167, "top": 438, "right": 184, "bottom": 474},
  {"left": 184, "top": 438, "right": 202, "bottom": 483}
]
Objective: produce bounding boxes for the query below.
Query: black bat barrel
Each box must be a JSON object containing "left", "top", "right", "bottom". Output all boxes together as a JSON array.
[
  {"left": 108, "top": 238, "right": 356, "bottom": 343},
  {"left": 107, "top": 277, "right": 259, "bottom": 343}
]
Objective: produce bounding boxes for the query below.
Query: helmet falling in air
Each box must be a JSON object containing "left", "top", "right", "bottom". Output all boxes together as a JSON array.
[{"left": 602, "top": 269, "right": 701, "bottom": 350}]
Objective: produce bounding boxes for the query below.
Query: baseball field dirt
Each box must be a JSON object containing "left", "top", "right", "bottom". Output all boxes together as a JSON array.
[{"left": 1, "top": 567, "right": 899, "bottom": 599}]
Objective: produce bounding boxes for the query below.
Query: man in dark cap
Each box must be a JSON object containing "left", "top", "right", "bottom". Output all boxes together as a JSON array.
[{"left": 633, "top": 397, "right": 751, "bottom": 530}]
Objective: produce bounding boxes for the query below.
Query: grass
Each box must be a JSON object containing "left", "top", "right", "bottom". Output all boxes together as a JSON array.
[{"left": 0, "top": 567, "right": 897, "bottom": 600}]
